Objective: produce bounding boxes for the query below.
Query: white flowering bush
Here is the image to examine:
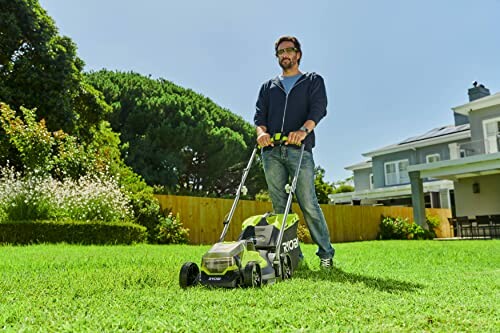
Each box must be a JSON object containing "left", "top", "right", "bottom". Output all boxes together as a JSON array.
[
  {"left": 0, "top": 167, "right": 59, "bottom": 221},
  {"left": 0, "top": 166, "right": 133, "bottom": 223},
  {"left": 56, "top": 174, "right": 133, "bottom": 221}
]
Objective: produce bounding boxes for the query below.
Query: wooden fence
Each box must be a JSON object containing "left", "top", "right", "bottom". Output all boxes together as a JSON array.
[{"left": 155, "top": 195, "right": 453, "bottom": 244}]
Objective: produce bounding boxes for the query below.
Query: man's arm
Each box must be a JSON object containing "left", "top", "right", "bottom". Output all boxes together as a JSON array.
[
  {"left": 307, "top": 74, "right": 327, "bottom": 125},
  {"left": 287, "top": 74, "right": 327, "bottom": 146},
  {"left": 254, "top": 83, "right": 273, "bottom": 147},
  {"left": 256, "top": 125, "right": 273, "bottom": 147},
  {"left": 286, "top": 120, "right": 315, "bottom": 145}
]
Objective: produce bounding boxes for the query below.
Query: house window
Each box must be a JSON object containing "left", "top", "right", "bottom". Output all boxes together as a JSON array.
[
  {"left": 459, "top": 149, "right": 466, "bottom": 158},
  {"left": 384, "top": 159, "right": 409, "bottom": 186},
  {"left": 369, "top": 173, "right": 374, "bottom": 190},
  {"left": 426, "top": 153, "right": 440, "bottom": 163},
  {"left": 483, "top": 117, "right": 500, "bottom": 154}
]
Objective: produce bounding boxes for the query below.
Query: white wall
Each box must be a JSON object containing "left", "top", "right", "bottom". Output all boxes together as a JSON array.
[{"left": 454, "top": 174, "right": 500, "bottom": 216}]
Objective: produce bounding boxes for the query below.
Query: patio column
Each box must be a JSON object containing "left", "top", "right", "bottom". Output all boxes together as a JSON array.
[{"left": 409, "top": 171, "right": 427, "bottom": 228}]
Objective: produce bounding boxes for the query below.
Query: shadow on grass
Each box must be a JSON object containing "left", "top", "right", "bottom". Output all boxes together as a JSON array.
[{"left": 293, "top": 265, "right": 424, "bottom": 294}]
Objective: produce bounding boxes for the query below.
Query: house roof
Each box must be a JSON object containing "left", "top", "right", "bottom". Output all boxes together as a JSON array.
[
  {"left": 453, "top": 92, "right": 500, "bottom": 115},
  {"left": 362, "top": 124, "right": 470, "bottom": 157},
  {"left": 399, "top": 124, "right": 470, "bottom": 144},
  {"left": 345, "top": 160, "right": 372, "bottom": 171}
]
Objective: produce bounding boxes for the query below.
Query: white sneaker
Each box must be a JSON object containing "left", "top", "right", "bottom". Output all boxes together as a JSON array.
[{"left": 320, "top": 258, "right": 333, "bottom": 269}]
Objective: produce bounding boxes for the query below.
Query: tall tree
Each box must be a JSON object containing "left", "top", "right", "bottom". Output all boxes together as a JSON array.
[
  {"left": 0, "top": 0, "right": 111, "bottom": 170},
  {"left": 86, "top": 70, "right": 266, "bottom": 196},
  {"left": 0, "top": 0, "right": 110, "bottom": 137}
]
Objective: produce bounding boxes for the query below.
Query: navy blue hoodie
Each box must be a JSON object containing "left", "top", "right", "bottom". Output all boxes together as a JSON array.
[{"left": 254, "top": 72, "right": 327, "bottom": 152}]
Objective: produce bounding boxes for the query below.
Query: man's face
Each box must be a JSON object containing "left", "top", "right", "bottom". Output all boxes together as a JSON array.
[{"left": 276, "top": 41, "right": 301, "bottom": 70}]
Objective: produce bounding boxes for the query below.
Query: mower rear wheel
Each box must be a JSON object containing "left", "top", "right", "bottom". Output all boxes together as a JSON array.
[
  {"left": 243, "top": 262, "right": 262, "bottom": 288},
  {"left": 179, "top": 262, "right": 199, "bottom": 289},
  {"left": 281, "top": 254, "right": 292, "bottom": 280}
]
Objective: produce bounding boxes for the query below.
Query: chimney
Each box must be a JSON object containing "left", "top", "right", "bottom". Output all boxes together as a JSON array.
[
  {"left": 454, "top": 81, "right": 491, "bottom": 126},
  {"left": 468, "top": 81, "right": 490, "bottom": 101},
  {"left": 453, "top": 112, "right": 469, "bottom": 126}
]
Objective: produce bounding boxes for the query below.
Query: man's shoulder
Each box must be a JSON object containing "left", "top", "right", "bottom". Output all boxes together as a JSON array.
[
  {"left": 303, "top": 72, "right": 324, "bottom": 81},
  {"left": 261, "top": 76, "right": 280, "bottom": 86},
  {"left": 258, "top": 76, "right": 281, "bottom": 93}
]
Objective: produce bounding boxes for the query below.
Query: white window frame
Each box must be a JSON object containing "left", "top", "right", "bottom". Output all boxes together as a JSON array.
[
  {"left": 482, "top": 117, "right": 500, "bottom": 154},
  {"left": 426, "top": 153, "right": 441, "bottom": 163},
  {"left": 384, "top": 159, "right": 409, "bottom": 186},
  {"left": 369, "top": 173, "right": 374, "bottom": 190}
]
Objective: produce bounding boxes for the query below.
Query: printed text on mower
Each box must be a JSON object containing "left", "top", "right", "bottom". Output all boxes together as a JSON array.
[{"left": 282, "top": 237, "right": 299, "bottom": 253}]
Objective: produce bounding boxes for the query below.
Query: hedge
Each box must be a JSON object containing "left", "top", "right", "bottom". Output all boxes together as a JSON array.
[{"left": 0, "top": 220, "right": 147, "bottom": 245}]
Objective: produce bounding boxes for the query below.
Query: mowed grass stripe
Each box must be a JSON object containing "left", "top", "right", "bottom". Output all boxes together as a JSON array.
[{"left": 0, "top": 241, "right": 498, "bottom": 332}]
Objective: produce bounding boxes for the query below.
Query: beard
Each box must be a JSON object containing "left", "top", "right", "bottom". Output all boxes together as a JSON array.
[{"left": 279, "top": 58, "right": 295, "bottom": 70}]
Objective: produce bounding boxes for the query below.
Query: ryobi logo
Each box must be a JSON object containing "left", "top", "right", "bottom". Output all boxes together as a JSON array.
[
  {"left": 208, "top": 277, "right": 222, "bottom": 281},
  {"left": 282, "top": 237, "right": 299, "bottom": 253}
]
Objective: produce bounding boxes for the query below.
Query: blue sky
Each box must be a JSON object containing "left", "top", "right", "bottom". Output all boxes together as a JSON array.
[{"left": 39, "top": 0, "right": 500, "bottom": 183}]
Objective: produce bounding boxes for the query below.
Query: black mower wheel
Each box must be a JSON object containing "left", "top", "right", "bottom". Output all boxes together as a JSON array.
[
  {"left": 281, "top": 254, "right": 292, "bottom": 280},
  {"left": 179, "top": 262, "right": 199, "bottom": 289},
  {"left": 243, "top": 262, "right": 262, "bottom": 288}
]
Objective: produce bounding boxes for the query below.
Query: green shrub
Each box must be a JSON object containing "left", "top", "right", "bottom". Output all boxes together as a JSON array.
[
  {"left": 0, "top": 105, "right": 54, "bottom": 173},
  {"left": 1, "top": 98, "right": 166, "bottom": 243},
  {"left": 379, "top": 216, "right": 408, "bottom": 240},
  {"left": 255, "top": 190, "right": 271, "bottom": 202},
  {"left": 127, "top": 191, "right": 162, "bottom": 242},
  {"left": 0, "top": 208, "right": 6, "bottom": 223},
  {"left": 0, "top": 103, "right": 100, "bottom": 178},
  {"left": 0, "top": 220, "right": 147, "bottom": 245},
  {"left": 379, "top": 216, "right": 433, "bottom": 240},
  {"left": 111, "top": 165, "right": 166, "bottom": 242},
  {"left": 334, "top": 184, "right": 355, "bottom": 193},
  {"left": 156, "top": 212, "right": 189, "bottom": 244},
  {"left": 406, "top": 222, "right": 427, "bottom": 240},
  {"left": 426, "top": 215, "right": 441, "bottom": 238}
]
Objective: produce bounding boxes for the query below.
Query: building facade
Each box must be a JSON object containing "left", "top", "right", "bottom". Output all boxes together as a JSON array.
[{"left": 330, "top": 83, "right": 500, "bottom": 222}]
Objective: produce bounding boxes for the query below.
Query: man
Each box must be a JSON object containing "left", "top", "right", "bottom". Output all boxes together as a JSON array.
[{"left": 254, "top": 35, "right": 335, "bottom": 268}]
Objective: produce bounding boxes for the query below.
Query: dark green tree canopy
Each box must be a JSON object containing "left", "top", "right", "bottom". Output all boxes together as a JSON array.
[
  {"left": 86, "top": 70, "right": 265, "bottom": 196},
  {"left": 0, "top": 0, "right": 266, "bottom": 198},
  {"left": 0, "top": 0, "right": 110, "bottom": 137}
]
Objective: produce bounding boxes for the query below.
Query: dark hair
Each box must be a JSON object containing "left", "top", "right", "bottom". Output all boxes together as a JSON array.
[{"left": 274, "top": 35, "right": 302, "bottom": 64}]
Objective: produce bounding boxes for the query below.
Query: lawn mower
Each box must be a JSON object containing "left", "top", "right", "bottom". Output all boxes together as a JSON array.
[{"left": 179, "top": 136, "right": 305, "bottom": 288}]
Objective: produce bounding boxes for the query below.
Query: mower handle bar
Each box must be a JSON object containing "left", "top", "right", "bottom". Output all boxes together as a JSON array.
[
  {"left": 218, "top": 145, "right": 259, "bottom": 242},
  {"left": 218, "top": 138, "right": 305, "bottom": 244},
  {"left": 274, "top": 143, "right": 306, "bottom": 266}
]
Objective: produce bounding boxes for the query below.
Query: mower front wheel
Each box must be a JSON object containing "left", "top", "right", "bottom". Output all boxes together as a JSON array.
[
  {"left": 179, "top": 262, "right": 200, "bottom": 289},
  {"left": 243, "top": 262, "right": 262, "bottom": 288}
]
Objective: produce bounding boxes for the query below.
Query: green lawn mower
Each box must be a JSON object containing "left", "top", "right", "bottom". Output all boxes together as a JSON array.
[{"left": 179, "top": 140, "right": 305, "bottom": 288}]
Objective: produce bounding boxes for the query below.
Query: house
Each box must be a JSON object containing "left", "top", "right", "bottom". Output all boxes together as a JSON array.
[
  {"left": 329, "top": 83, "right": 500, "bottom": 225},
  {"left": 408, "top": 83, "right": 500, "bottom": 226}
]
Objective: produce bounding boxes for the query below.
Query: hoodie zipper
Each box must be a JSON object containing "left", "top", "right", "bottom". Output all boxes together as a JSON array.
[{"left": 276, "top": 75, "right": 308, "bottom": 133}]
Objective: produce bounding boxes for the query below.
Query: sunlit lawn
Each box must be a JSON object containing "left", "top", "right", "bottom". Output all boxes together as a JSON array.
[{"left": 0, "top": 240, "right": 498, "bottom": 332}]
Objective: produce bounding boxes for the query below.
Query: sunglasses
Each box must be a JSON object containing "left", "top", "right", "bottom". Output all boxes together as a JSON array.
[{"left": 275, "top": 47, "right": 298, "bottom": 56}]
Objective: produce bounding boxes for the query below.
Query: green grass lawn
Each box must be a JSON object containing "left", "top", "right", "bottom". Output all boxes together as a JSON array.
[{"left": 1, "top": 241, "right": 498, "bottom": 332}]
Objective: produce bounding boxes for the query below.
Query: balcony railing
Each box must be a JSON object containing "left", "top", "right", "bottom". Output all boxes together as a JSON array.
[{"left": 456, "top": 137, "right": 500, "bottom": 158}]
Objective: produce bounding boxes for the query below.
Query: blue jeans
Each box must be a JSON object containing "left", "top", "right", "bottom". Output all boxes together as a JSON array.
[{"left": 262, "top": 146, "right": 335, "bottom": 260}]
